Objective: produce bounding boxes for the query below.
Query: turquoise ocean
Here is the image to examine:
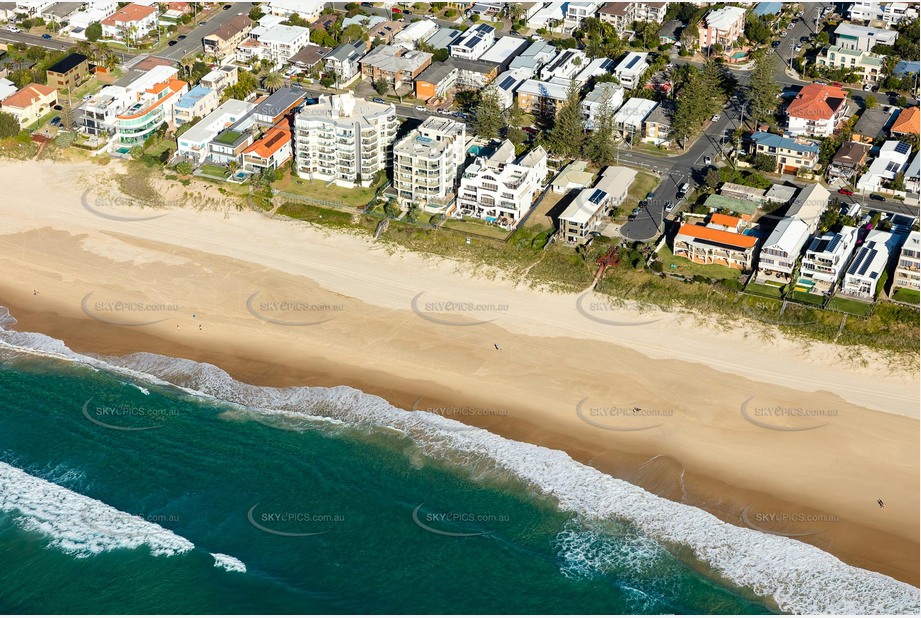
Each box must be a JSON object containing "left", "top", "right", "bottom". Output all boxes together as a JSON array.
[{"left": 0, "top": 308, "right": 917, "bottom": 615}]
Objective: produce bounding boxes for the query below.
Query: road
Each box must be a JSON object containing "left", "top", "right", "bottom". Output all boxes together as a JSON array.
[
  {"left": 0, "top": 30, "right": 74, "bottom": 51},
  {"left": 154, "top": 3, "right": 254, "bottom": 61},
  {"left": 290, "top": 84, "right": 463, "bottom": 124}
]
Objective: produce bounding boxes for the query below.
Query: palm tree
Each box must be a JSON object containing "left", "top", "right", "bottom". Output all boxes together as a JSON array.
[
  {"left": 180, "top": 57, "right": 194, "bottom": 80},
  {"left": 263, "top": 71, "right": 285, "bottom": 92}
]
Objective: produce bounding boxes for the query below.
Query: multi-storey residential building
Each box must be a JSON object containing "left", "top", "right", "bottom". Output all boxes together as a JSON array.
[
  {"left": 294, "top": 94, "right": 398, "bottom": 188},
  {"left": 757, "top": 217, "right": 811, "bottom": 282},
  {"left": 508, "top": 40, "right": 558, "bottom": 75},
  {"left": 563, "top": 2, "right": 600, "bottom": 31},
  {"left": 208, "top": 113, "right": 257, "bottom": 165},
  {"left": 241, "top": 121, "right": 292, "bottom": 174},
  {"left": 237, "top": 24, "right": 310, "bottom": 69},
  {"left": 115, "top": 75, "right": 188, "bottom": 147},
  {"left": 1, "top": 83, "right": 57, "bottom": 128},
  {"left": 598, "top": 2, "right": 668, "bottom": 33},
  {"left": 100, "top": 3, "right": 158, "bottom": 43},
  {"left": 391, "top": 19, "right": 437, "bottom": 49},
  {"left": 833, "top": 23, "right": 897, "bottom": 53},
  {"left": 177, "top": 99, "right": 255, "bottom": 164},
  {"left": 393, "top": 116, "right": 466, "bottom": 209},
  {"left": 893, "top": 230, "right": 921, "bottom": 293},
  {"left": 516, "top": 79, "right": 570, "bottom": 116},
  {"left": 840, "top": 230, "right": 896, "bottom": 299},
  {"left": 906, "top": 153, "right": 921, "bottom": 194},
  {"left": 643, "top": 99, "right": 674, "bottom": 146},
  {"left": 78, "top": 87, "right": 130, "bottom": 136},
  {"left": 450, "top": 24, "right": 495, "bottom": 60},
  {"left": 360, "top": 45, "right": 432, "bottom": 89},
  {"left": 252, "top": 87, "right": 306, "bottom": 127},
  {"left": 787, "top": 183, "right": 830, "bottom": 234},
  {"left": 267, "top": 0, "right": 323, "bottom": 21},
  {"left": 173, "top": 85, "right": 219, "bottom": 126},
  {"left": 200, "top": 65, "right": 239, "bottom": 94},
  {"left": 324, "top": 40, "right": 367, "bottom": 87},
  {"left": 45, "top": 53, "right": 89, "bottom": 91},
  {"left": 786, "top": 83, "right": 850, "bottom": 137},
  {"left": 698, "top": 5, "right": 747, "bottom": 50},
  {"left": 539, "top": 49, "right": 588, "bottom": 82},
  {"left": 816, "top": 46, "right": 884, "bottom": 82},
  {"left": 674, "top": 214, "right": 758, "bottom": 270},
  {"left": 558, "top": 166, "right": 636, "bottom": 244},
  {"left": 750, "top": 132, "right": 820, "bottom": 174},
  {"left": 491, "top": 69, "right": 531, "bottom": 110},
  {"left": 848, "top": 1, "right": 919, "bottom": 25},
  {"left": 582, "top": 82, "right": 624, "bottom": 130},
  {"left": 800, "top": 226, "right": 859, "bottom": 294},
  {"left": 827, "top": 141, "right": 870, "bottom": 181},
  {"left": 202, "top": 14, "right": 253, "bottom": 60},
  {"left": 614, "top": 97, "right": 657, "bottom": 141},
  {"left": 479, "top": 36, "right": 529, "bottom": 70},
  {"left": 857, "top": 140, "right": 912, "bottom": 193},
  {"left": 456, "top": 141, "right": 548, "bottom": 227},
  {"left": 612, "top": 52, "right": 649, "bottom": 89}
]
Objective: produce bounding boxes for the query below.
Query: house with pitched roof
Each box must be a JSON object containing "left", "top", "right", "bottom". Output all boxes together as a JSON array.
[
  {"left": 786, "top": 83, "right": 850, "bottom": 137},
  {"left": 891, "top": 106, "right": 920, "bottom": 138},
  {"left": 674, "top": 214, "right": 758, "bottom": 270},
  {"left": 101, "top": 3, "right": 158, "bottom": 43},
  {"left": 241, "top": 122, "right": 292, "bottom": 174},
  {"left": 749, "top": 131, "right": 820, "bottom": 174},
  {"left": 827, "top": 141, "right": 870, "bottom": 181},
  {"left": 1, "top": 82, "right": 57, "bottom": 127},
  {"left": 202, "top": 14, "right": 253, "bottom": 60},
  {"left": 756, "top": 217, "right": 811, "bottom": 283}
]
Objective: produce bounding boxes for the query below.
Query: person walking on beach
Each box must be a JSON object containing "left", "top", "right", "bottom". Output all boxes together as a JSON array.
[
  {"left": 878, "top": 499, "right": 886, "bottom": 509},
  {"left": 494, "top": 344, "right": 500, "bottom": 350}
]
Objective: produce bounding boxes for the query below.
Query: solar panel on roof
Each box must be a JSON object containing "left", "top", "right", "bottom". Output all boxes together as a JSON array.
[
  {"left": 499, "top": 75, "right": 517, "bottom": 90},
  {"left": 895, "top": 142, "right": 911, "bottom": 155},
  {"left": 857, "top": 248, "right": 877, "bottom": 276},
  {"left": 588, "top": 189, "right": 607, "bottom": 204},
  {"left": 625, "top": 55, "right": 640, "bottom": 69}
]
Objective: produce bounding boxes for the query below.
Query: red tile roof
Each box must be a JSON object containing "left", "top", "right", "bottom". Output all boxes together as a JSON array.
[
  {"left": 709, "top": 213, "right": 744, "bottom": 229},
  {"left": 891, "top": 106, "right": 919, "bottom": 136},
  {"left": 676, "top": 223, "right": 756, "bottom": 249},
  {"left": 102, "top": 3, "right": 156, "bottom": 25},
  {"left": 244, "top": 123, "right": 292, "bottom": 159},
  {"left": 787, "top": 83, "right": 848, "bottom": 121},
  {"left": 2, "top": 83, "right": 56, "bottom": 109}
]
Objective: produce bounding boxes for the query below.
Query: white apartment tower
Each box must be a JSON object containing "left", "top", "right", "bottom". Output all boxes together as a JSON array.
[{"left": 393, "top": 116, "right": 466, "bottom": 209}]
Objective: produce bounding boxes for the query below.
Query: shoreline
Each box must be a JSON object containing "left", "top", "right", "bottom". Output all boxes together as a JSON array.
[{"left": 0, "top": 159, "right": 918, "bottom": 588}]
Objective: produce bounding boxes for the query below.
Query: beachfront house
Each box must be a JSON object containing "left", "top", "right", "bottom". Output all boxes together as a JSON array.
[
  {"left": 756, "top": 217, "right": 811, "bottom": 283},
  {"left": 799, "top": 226, "right": 860, "bottom": 294},
  {"left": 176, "top": 99, "right": 255, "bottom": 165},
  {"left": 673, "top": 214, "right": 757, "bottom": 270},
  {"left": 1, "top": 82, "right": 57, "bottom": 128},
  {"left": 558, "top": 166, "right": 637, "bottom": 244},
  {"left": 840, "top": 230, "right": 898, "bottom": 300},
  {"left": 893, "top": 230, "right": 921, "bottom": 294}
]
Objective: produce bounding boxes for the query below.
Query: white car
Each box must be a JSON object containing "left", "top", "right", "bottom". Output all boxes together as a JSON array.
[
  {"left": 415, "top": 105, "right": 426, "bottom": 112},
  {"left": 863, "top": 83, "right": 873, "bottom": 91},
  {"left": 711, "top": 114, "right": 720, "bottom": 122},
  {"left": 779, "top": 30, "right": 788, "bottom": 37},
  {"left": 7, "top": 25, "right": 20, "bottom": 32},
  {"left": 704, "top": 156, "right": 712, "bottom": 166},
  {"left": 794, "top": 44, "right": 803, "bottom": 52}
]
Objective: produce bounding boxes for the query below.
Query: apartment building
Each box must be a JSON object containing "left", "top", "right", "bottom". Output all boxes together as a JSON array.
[
  {"left": 450, "top": 24, "right": 495, "bottom": 60},
  {"left": 840, "top": 230, "right": 896, "bottom": 299},
  {"left": 173, "top": 85, "right": 219, "bottom": 126},
  {"left": 643, "top": 100, "right": 674, "bottom": 146},
  {"left": 252, "top": 87, "right": 306, "bottom": 127},
  {"left": 674, "top": 215, "right": 758, "bottom": 270},
  {"left": 539, "top": 49, "right": 588, "bottom": 82},
  {"left": 115, "top": 75, "right": 188, "bottom": 148},
  {"left": 614, "top": 98, "right": 657, "bottom": 141},
  {"left": 516, "top": 79, "right": 570, "bottom": 116},
  {"left": 612, "top": 52, "right": 650, "bottom": 89},
  {"left": 45, "top": 53, "right": 89, "bottom": 91},
  {"left": 893, "top": 230, "right": 921, "bottom": 293},
  {"left": 698, "top": 5, "right": 747, "bottom": 50},
  {"left": 848, "top": 1, "right": 919, "bottom": 26},
  {"left": 324, "top": 40, "right": 368, "bottom": 86},
  {"left": 582, "top": 82, "right": 624, "bottom": 130},
  {"left": 238, "top": 24, "right": 310, "bottom": 69},
  {"left": 202, "top": 14, "right": 253, "bottom": 60},
  {"left": 786, "top": 83, "right": 850, "bottom": 137},
  {"left": 508, "top": 40, "right": 558, "bottom": 75},
  {"left": 833, "top": 23, "right": 897, "bottom": 53},
  {"left": 757, "top": 217, "right": 811, "bottom": 282},
  {"left": 563, "top": 2, "right": 600, "bottom": 32},
  {"left": 360, "top": 45, "right": 432, "bottom": 89},
  {"left": 294, "top": 94, "right": 398, "bottom": 188},
  {"left": 393, "top": 116, "right": 466, "bottom": 209},
  {"left": 1, "top": 83, "right": 57, "bottom": 128},
  {"left": 200, "top": 65, "right": 239, "bottom": 94},
  {"left": 456, "top": 141, "right": 548, "bottom": 227},
  {"left": 800, "top": 226, "right": 859, "bottom": 294},
  {"left": 816, "top": 46, "right": 884, "bottom": 82},
  {"left": 598, "top": 2, "right": 668, "bottom": 34},
  {"left": 558, "top": 166, "right": 636, "bottom": 244},
  {"left": 177, "top": 99, "right": 255, "bottom": 164},
  {"left": 100, "top": 3, "right": 158, "bottom": 43},
  {"left": 750, "top": 132, "right": 820, "bottom": 174}
]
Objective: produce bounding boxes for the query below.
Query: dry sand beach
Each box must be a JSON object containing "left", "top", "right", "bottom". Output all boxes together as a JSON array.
[{"left": 0, "top": 160, "right": 918, "bottom": 585}]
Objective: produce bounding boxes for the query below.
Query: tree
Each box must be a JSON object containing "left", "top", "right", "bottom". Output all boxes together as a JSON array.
[
  {"left": 249, "top": 5, "right": 264, "bottom": 21},
  {"left": 704, "top": 167, "right": 721, "bottom": 188},
  {"left": 373, "top": 78, "right": 389, "bottom": 95},
  {"left": 548, "top": 80, "right": 584, "bottom": 158},
  {"left": 85, "top": 21, "right": 102, "bottom": 42},
  {"left": 432, "top": 48, "right": 449, "bottom": 62},
  {"left": 0, "top": 111, "right": 19, "bottom": 138},
  {"left": 583, "top": 90, "right": 617, "bottom": 165},
  {"left": 506, "top": 125, "right": 526, "bottom": 147},
  {"left": 864, "top": 95, "right": 878, "bottom": 109},
  {"left": 263, "top": 71, "right": 285, "bottom": 92},
  {"left": 472, "top": 88, "right": 503, "bottom": 140},
  {"left": 310, "top": 27, "right": 336, "bottom": 47},
  {"left": 340, "top": 23, "right": 365, "bottom": 44},
  {"left": 748, "top": 51, "right": 779, "bottom": 123},
  {"left": 753, "top": 153, "right": 776, "bottom": 172},
  {"left": 816, "top": 31, "right": 830, "bottom": 46}
]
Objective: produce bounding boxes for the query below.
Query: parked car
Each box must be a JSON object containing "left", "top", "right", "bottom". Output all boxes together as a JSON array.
[
  {"left": 645, "top": 192, "right": 655, "bottom": 200},
  {"left": 41, "top": 33, "right": 52, "bottom": 39},
  {"left": 631, "top": 207, "right": 642, "bottom": 215},
  {"left": 704, "top": 155, "right": 712, "bottom": 165},
  {"left": 53, "top": 104, "right": 62, "bottom": 111},
  {"left": 372, "top": 97, "right": 385, "bottom": 104},
  {"left": 870, "top": 193, "right": 886, "bottom": 201},
  {"left": 198, "top": 20, "right": 207, "bottom": 25},
  {"left": 168, "top": 40, "right": 178, "bottom": 46},
  {"left": 414, "top": 105, "right": 426, "bottom": 112},
  {"left": 222, "top": 4, "right": 231, "bottom": 9},
  {"left": 711, "top": 114, "right": 720, "bottom": 122},
  {"left": 7, "top": 25, "right": 20, "bottom": 32},
  {"left": 863, "top": 83, "right": 872, "bottom": 91},
  {"left": 838, "top": 188, "right": 854, "bottom": 196},
  {"left": 779, "top": 30, "right": 787, "bottom": 37},
  {"left": 664, "top": 202, "right": 674, "bottom": 213},
  {"left": 771, "top": 40, "right": 781, "bottom": 48},
  {"left": 49, "top": 116, "right": 60, "bottom": 126}
]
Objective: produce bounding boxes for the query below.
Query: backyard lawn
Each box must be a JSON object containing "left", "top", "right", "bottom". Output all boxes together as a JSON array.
[
  {"left": 199, "top": 163, "right": 229, "bottom": 178},
  {"left": 274, "top": 174, "right": 386, "bottom": 208},
  {"left": 892, "top": 288, "right": 920, "bottom": 305},
  {"left": 657, "top": 246, "right": 741, "bottom": 281},
  {"left": 442, "top": 216, "right": 511, "bottom": 240},
  {"left": 744, "top": 281, "right": 784, "bottom": 298},
  {"left": 827, "top": 295, "right": 873, "bottom": 316},
  {"left": 626, "top": 171, "right": 659, "bottom": 205}
]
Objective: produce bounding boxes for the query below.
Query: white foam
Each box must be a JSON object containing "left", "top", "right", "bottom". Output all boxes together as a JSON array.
[
  {"left": 211, "top": 553, "right": 247, "bottom": 573},
  {"left": 0, "top": 461, "right": 194, "bottom": 559},
  {"left": 1, "top": 310, "right": 918, "bottom": 614}
]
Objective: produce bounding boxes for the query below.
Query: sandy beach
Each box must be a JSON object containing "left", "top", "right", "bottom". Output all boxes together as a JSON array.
[{"left": 0, "top": 159, "right": 918, "bottom": 585}]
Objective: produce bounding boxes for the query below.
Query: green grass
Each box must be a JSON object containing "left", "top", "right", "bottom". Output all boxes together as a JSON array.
[
  {"left": 744, "top": 281, "right": 784, "bottom": 298},
  {"left": 199, "top": 163, "right": 229, "bottom": 178},
  {"left": 275, "top": 202, "right": 359, "bottom": 229},
  {"left": 214, "top": 130, "right": 243, "bottom": 145},
  {"left": 657, "top": 246, "right": 742, "bottom": 281},
  {"left": 626, "top": 171, "right": 659, "bottom": 206},
  {"left": 274, "top": 177, "right": 385, "bottom": 208},
  {"left": 827, "top": 295, "right": 873, "bottom": 316},
  {"left": 892, "top": 288, "right": 920, "bottom": 305},
  {"left": 442, "top": 216, "right": 510, "bottom": 240},
  {"left": 788, "top": 290, "right": 826, "bottom": 306}
]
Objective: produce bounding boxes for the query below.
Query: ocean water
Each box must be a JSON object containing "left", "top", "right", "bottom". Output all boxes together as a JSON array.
[{"left": 0, "top": 309, "right": 917, "bottom": 615}]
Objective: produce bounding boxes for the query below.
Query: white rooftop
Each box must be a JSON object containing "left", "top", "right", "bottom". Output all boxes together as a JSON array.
[
  {"left": 615, "top": 98, "right": 657, "bottom": 126},
  {"left": 479, "top": 36, "right": 526, "bottom": 64},
  {"left": 704, "top": 5, "right": 747, "bottom": 31}
]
